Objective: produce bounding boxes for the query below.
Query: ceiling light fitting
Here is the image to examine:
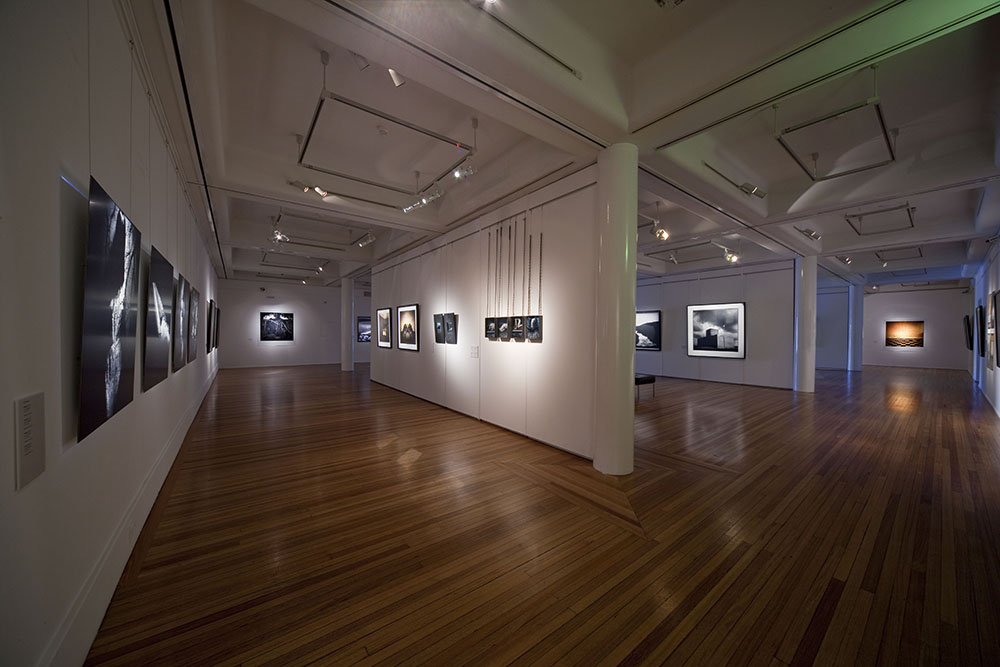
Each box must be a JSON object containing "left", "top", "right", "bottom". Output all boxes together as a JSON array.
[
  {"left": 882, "top": 260, "right": 889, "bottom": 268},
  {"left": 403, "top": 189, "right": 442, "bottom": 213},
  {"left": 356, "top": 231, "right": 377, "bottom": 248},
  {"left": 387, "top": 68, "right": 406, "bottom": 87},
  {"left": 313, "top": 185, "right": 328, "bottom": 197},
  {"left": 453, "top": 164, "right": 476, "bottom": 179},
  {"left": 839, "top": 256, "right": 853, "bottom": 265},
  {"left": 704, "top": 162, "right": 767, "bottom": 200},
  {"left": 794, "top": 227, "right": 822, "bottom": 241},
  {"left": 710, "top": 240, "right": 739, "bottom": 263}
]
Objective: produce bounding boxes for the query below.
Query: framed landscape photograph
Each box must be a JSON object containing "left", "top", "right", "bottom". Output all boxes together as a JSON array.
[
  {"left": 260, "top": 312, "right": 294, "bottom": 341},
  {"left": 357, "top": 316, "right": 371, "bottom": 343},
  {"left": 444, "top": 313, "right": 457, "bottom": 344},
  {"left": 636, "top": 311, "right": 661, "bottom": 351},
  {"left": 687, "top": 303, "right": 745, "bottom": 358},
  {"left": 885, "top": 321, "right": 924, "bottom": 348},
  {"left": 434, "top": 313, "right": 445, "bottom": 344},
  {"left": 398, "top": 304, "right": 419, "bottom": 351},
  {"left": 376, "top": 308, "right": 392, "bottom": 348}
]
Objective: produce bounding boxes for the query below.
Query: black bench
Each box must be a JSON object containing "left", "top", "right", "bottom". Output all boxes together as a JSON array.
[{"left": 635, "top": 373, "right": 655, "bottom": 399}]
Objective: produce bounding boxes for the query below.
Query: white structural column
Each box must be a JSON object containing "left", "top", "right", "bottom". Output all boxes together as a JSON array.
[
  {"left": 340, "top": 278, "right": 354, "bottom": 372},
  {"left": 793, "top": 256, "right": 817, "bottom": 393},
  {"left": 847, "top": 284, "right": 864, "bottom": 371},
  {"left": 593, "top": 143, "right": 638, "bottom": 475}
]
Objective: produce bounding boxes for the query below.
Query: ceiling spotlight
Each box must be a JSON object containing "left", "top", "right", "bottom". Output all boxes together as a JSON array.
[
  {"left": 725, "top": 250, "right": 739, "bottom": 263},
  {"left": 838, "top": 256, "right": 852, "bottom": 265},
  {"left": 388, "top": 68, "right": 406, "bottom": 87},
  {"left": 403, "top": 189, "right": 442, "bottom": 213},
  {"left": 356, "top": 231, "right": 377, "bottom": 248},
  {"left": 350, "top": 51, "right": 370, "bottom": 71},
  {"left": 668, "top": 252, "right": 678, "bottom": 265},
  {"left": 317, "top": 265, "right": 324, "bottom": 272},
  {"left": 872, "top": 285, "right": 878, "bottom": 290},
  {"left": 301, "top": 280, "right": 307, "bottom": 285},
  {"left": 795, "top": 227, "right": 822, "bottom": 241},
  {"left": 453, "top": 164, "right": 476, "bottom": 179},
  {"left": 651, "top": 223, "right": 669, "bottom": 241},
  {"left": 882, "top": 260, "right": 889, "bottom": 268},
  {"left": 289, "top": 180, "right": 310, "bottom": 193},
  {"left": 739, "top": 182, "right": 767, "bottom": 199},
  {"left": 313, "top": 185, "right": 328, "bottom": 197}
]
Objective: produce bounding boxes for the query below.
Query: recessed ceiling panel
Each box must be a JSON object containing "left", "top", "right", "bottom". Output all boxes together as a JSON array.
[
  {"left": 876, "top": 246, "right": 922, "bottom": 261},
  {"left": 845, "top": 204, "right": 914, "bottom": 236},
  {"left": 301, "top": 94, "right": 471, "bottom": 194},
  {"left": 891, "top": 268, "right": 927, "bottom": 277}
]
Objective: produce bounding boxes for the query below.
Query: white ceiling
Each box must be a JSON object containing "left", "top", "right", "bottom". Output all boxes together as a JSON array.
[{"left": 139, "top": 0, "right": 1000, "bottom": 289}]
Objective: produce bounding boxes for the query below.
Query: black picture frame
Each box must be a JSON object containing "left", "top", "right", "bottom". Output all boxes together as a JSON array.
[
  {"left": 213, "top": 305, "right": 220, "bottom": 350},
  {"left": 172, "top": 276, "right": 187, "bottom": 372},
  {"left": 187, "top": 287, "right": 200, "bottom": 362},
  {"left": 376, "top": 308, "right": 392, "bottom": 348},
  {"left": 636, "top": 310, "right": 661, "bottom": 351},
  {"left": 357, "top": 316, "right": 371, "bottom": 343},
  {"left": 206, "top": 298, "right": 215, "bottom": 355},
  {"left": 397, "top": 304, "right": 419, "bottom": 351},
  {"left": 994, "top": 291, "right": 1000, "bottom": 360},
  {"left": 444, "top": 313, "right": 457, "bottom": 344},
  {"left": 78, "top": 178, "right": 142, "bottom": 441},
  {"left": 143, "top": 245, "right": 173, "bottom": 391},
  {"left": 526, "top": 315, "right": 543, "bottom": 342},
  {"left": 977, "top": 305, "right": 986, "bottom": 357},
  {"left": 261, "top": 312, "right": 294, "bottom": 341},
  {"left": 434, "top": 313, "right": 446, "bottom": 344},
  {"left": 510, "top": 315, "right": 525, "bottom": 341},
  {"left": 498, "top": 316, "right": 511, "bottom": 341},
  {"left": 485, "top": 317, "right": 497, "bottom": 340},
  {"left": 964, "top": 314, "right": 973, "bottom": 351}
]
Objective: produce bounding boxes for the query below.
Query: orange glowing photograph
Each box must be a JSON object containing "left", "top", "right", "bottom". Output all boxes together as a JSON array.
[{"left": 885, "top": 320, "right": 924, "bottom": 347}]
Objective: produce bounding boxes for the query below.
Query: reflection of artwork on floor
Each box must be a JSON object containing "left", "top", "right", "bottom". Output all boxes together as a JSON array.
[
  {"left": 636, "top": 311, "right": 661, "bottom": 350},
  {"left": 444, "top": 313, "right": 457, "bottom": 344},
  {"left": 398, "top": 304, "right": 419, "bottom": 351},
  {"left": 526, "top": 315, "right": 542, "bottom": 342},
  {"left": 377, "top": 308, "right": 391, "bottom": 348},
  {"left": 485, "top": 317, "right": 497, "bottom": 340},
  {"left": 260, "top": 312, "right": 294, "bottom": 341},
  {"left": 143, "top": 245, "right": 172, "bottom": 391},
  {"left": 687, "top": 303, "right": 745, "bottom": 358},
  {"left": 434, "top": 314, "right": 445, "bottom": 344},
  {"left": 885, "top": 321, "right": 924, "bottom": 348},
  {"left": 78, "top": 178, "right": 142, "bottom": 441},
  {"left": 498, "top": 317, "right": 511, "bottom": 341},
  {"left": 357, "top": 316, "right": 371, "bottom": 343},
  {"left": 187, "top": 287, "right": 200, "bottom": 362}
]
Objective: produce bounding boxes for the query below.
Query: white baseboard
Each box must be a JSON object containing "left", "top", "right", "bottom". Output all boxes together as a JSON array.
[{"left": 38, "top": 369, "right": 217, "bottom": 667}]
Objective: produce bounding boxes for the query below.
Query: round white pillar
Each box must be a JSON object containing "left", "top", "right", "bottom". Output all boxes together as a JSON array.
[
  {"left": 794, "top": 256, "right": 817, "bottom": 393},
  {"left": 847, "top": 284, "right": 864, "bottom": 371},
  {"left": 340, "top": 278, "right": 354, "bottom": 372},
  {"left": 593, "top": 143, "right": 638, "bottom": 476}
]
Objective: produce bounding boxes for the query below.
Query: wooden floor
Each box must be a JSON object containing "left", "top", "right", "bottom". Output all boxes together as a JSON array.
[{"left": 86, "top": 365, "right": 1000, "bottom": 666}]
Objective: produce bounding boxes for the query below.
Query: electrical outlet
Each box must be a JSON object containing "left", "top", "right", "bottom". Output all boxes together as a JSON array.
[
  {"left": 470, "top": 346, "right": 479, "bottom": 359},
  {"left": 14, "top": 392, "right": 45, "bottom": 490}
]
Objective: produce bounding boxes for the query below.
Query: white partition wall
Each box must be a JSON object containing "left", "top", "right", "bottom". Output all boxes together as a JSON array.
[
  {"left": 636, "top": 262, "right": 797, "bottom": 389},
  {"left": 817, "top": 288, "right": 850, "bottom": 370}
]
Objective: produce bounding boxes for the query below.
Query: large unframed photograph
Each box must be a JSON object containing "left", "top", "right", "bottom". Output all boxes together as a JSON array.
[
  {"left": 78, "top": 177, "right": 142, "bottom": 441},
  {"left": 260, "top": 312, "right": 294, "bottom": 341},
  {"left": 143, "top": 245, "right": 173, "bottom": 391},
  {"left": 636, "top": 311, "right": 661, "bottom": 350},
  {"left": 687, "top": 303, "right": 746, "bottom": 358}
]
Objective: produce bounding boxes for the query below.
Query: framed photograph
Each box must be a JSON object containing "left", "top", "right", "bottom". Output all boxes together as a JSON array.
[
  {"left": 964, "top": 314, "right": 973, "bottom": 351},
  {"left": 687, "top": 303, "right": 745, "bottom": 358},
  {"left": 78, "top": 178, "right": 142, "bottom": 441},
  {"left": 509, "top": 315, "right": 524, "bottom": 341},
  {"left": 357, "top": 316, "right": 371, "bottom": 343},
  {"left": 397, "top": 304, "right": 419, "bottom": 351},
  {"left": 994, "top": 291, "right": 1000, "bottom": 360},
  {"left": 143, "top": 245, "right": 173, "bottom": 391},
  {"left": 260, "top": 312, "right": 294, "bottom": 341},
  {"left": 498, "top": 316, "right": 511, "bottom": 341},
  {"left": 977, "top": 305, "right": 986, "bottom": 357},
  {"left": 376, "top": 308, "right": 392, "bottom": 348},
  {"left": 444, "top": 313, "right": 457, "bottom": 344},
  {"left": 187, "top": 287, "right": 200, "bottom": 362},
  {"left": 213, "top": 306, "right": 220, "bottom": 350},
  {"left": 636, "top": 310, "right": 661, "bottom": 351},
  {"left": 526, "top": 315, "right": 543, "bottom": 342},
  {"left": 885, "top": 321, "right": 924, "bottom": 348},
  {"left": 172, "top": 276, "right": 187, "bottom": 371},
  {"left": 434, "top": 313, "right": 445, "bottom": 344},
  {"left": 206, "top": 298, "right": 215, "bottom": 355},
  {"left": 485, "top": 317, "right": 497, "bottom": 340}
]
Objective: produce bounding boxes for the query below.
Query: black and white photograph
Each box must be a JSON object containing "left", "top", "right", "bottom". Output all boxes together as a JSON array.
[
  {"left": 172, "top": 276, "right": 188, "bottom": 372},
  {"left": 143, "top": 245, "right": 173, "bottom": 391},
  {"left": 397, "top": 304, "right": 419, "bottom": 351},
  {"left": 376, "top": 308, "right": 392, "bottom": 348},
  {"left": 434, "top": 313, "right": 446, "bottom": 344},
  {"left": 187, "top": 287, "right": 200, "bottom": 362},
  {"left": 444, "top": 313, "right": 457, "bottom": 344},
  {"left": 498, "top": 317, "right": 511, "bottom": 341},
  {"left": 964, "top": 314, "right": 974, "bottom": 351},
  {"left": 206, "top": 299, "right": 215, "bottom": 354},
  {"left": 357, "top": 316, "right": 371, "bottom": 343},
  {"left": 78, "top": 178, "right": 142, "bottom": 441},
  {"left": 510, "top": 315, "right": 524, "bottom": 341},
  {"left": 260, "top": 312, "right": 294, "bottom": 341},
  {"left": 635, "top": 311, "right": 661, "bottom": 351},
  {"left": 213, "top": 305, "right": 220, "bottom": 350},
  {"left": 687, "top": 303, "right": 745, "bottom": 358},
  {"left": 526, "top": 315, "right": 543, "bottom": 342},
  {"left": 977, "top": 305, "right": 986, "bottom": 357},
  {"left": 485, "top": 317, "right": 497, "bottom": 340}
]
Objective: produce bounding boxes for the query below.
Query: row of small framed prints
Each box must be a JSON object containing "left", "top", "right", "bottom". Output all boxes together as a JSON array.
[{"left": 486, "top": 315, "right": 542, "bottom": 342}]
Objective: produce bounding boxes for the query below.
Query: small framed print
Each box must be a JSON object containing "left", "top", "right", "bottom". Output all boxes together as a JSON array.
[
  {"left": 434, "top": 314, "right": 445, "bottom": 344},
  {"left": 485, "top": 317, "right": 498, "bottom": 340},
  {"left": 510, "top": 315, "right": 525, "bottom": 341},
  {"left": 376, "top": 308, "right": 392, "bottom": 348},
  {"left": 498, "top": 316, "right": 511, "bottom": 341},
  {"left": 444, "top": 313, "right": 457, "bottom": 344},
  {"left": 397, "top": 304, "right": 419, "bottom": 351},
  {"left": 526, "top": 315, "right": 542, "bottom": 342}
]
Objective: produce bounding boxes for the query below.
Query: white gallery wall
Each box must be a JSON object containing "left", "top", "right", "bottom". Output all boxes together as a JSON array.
[
  {"left": 635, "top": 262, "right": 796, "bottom": 389},
  {"left": 974, "top": 244, "right": 1000, "bottom": 415},
  {"left": 371, "top": 168, "right": 599, "bottom": 459},
  {"left": 218, "top": 280, "right": 371, "bottom": 368},
  {"left": 862, "top": 288, "right": 971, "bottom": 370},
  {"left": 817, "top": 287, "right": 850, "bottom": 370},
  {"left": 0, "top": 3, "right": 219, "bottom": 666}
]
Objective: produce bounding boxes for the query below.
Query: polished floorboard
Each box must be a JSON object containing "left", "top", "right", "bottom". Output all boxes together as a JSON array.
[{"left": 86, "top": 365, "right": 1000, "bottom": 666}]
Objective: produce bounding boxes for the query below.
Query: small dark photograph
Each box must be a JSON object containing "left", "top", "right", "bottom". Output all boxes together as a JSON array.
[
  {"left": 498, "top": 317, "right": 511, "bottom": 341},
  {"left": 377, "top": 308, "right": 392, "bottom": 348},
  {"left": 172, "top": 276, "right": 187, "bottom": 371},
  {"left": 213, "top": 306, "right": 220, "bottom": 349},
  {"left": 434, "top": 313, "right": 446, "bottom": 344},
  {"left": 977, "top": 305, "right": 986, "bottom": 357},
  {"left": 78, "top": 178, "right": 142, "bottom": 441},
  {"left": 964, "top": 314, "right": 973, "bottom": 351},
  {"left": 510, "top": 315, "right": 525, "bottom": 341},
  {"left": 187, "top": 287, "right": 200, "bottom": 362},
  {"left": 143, "top": 245, "right": 173, "bottom": 391},
  {"left": 261, "top": 312, "right": 294, "bottom": 341},
  {"left": 526, "top": 315, "right": 543, "bottom": 342},
  {"left": 206, "top": 298, "right": 214, "bottom": 355},
  {"left": 444, "top": 313, "right": 457, "bottom": 344},
  {"left": 357, "top": 316, "right": 371, "bottom": 343},
  {"left": 485, "top": 317, "right": 497, "bottom": 340},
  {"left": 397, "top": 304, "right": 418, "bottom": 351},
  {"left": 636, "top": 310, "right": 661, "bottom": 350}
]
